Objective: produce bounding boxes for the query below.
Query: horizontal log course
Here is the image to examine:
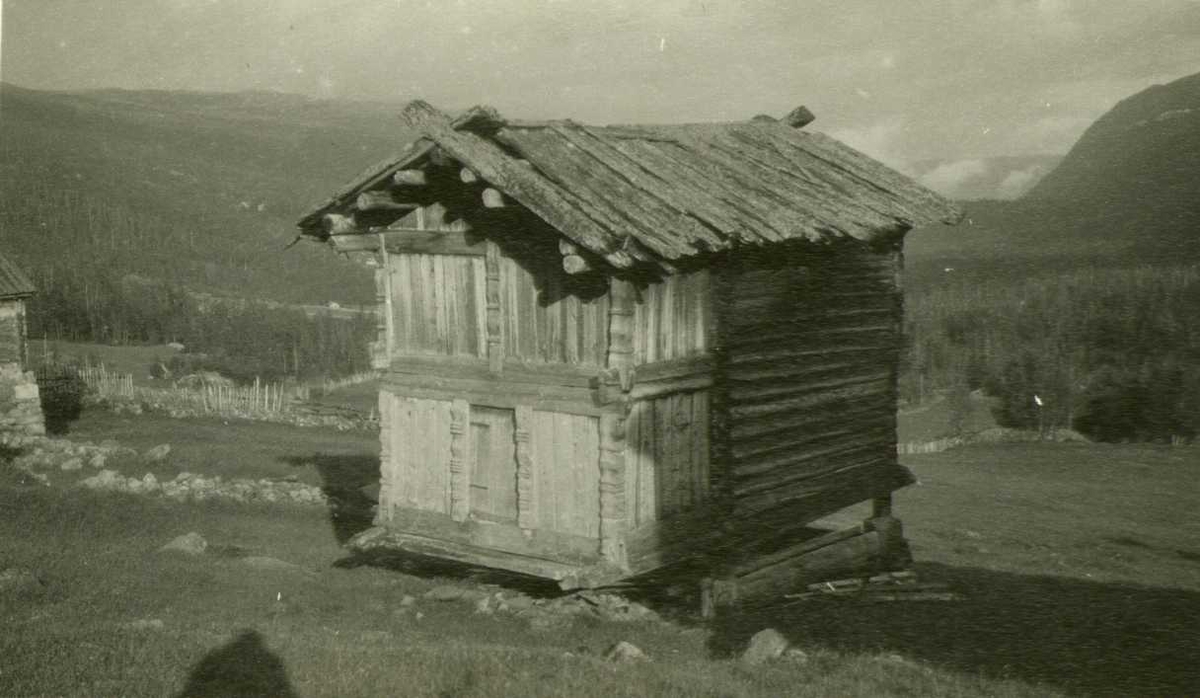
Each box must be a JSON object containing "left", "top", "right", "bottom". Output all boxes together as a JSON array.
[
  {"left": 721, "top": 325, "right": 898, "bottom": 353},
  {"left": 727, "top": 373, "right": 892, "bottom": 416},
  {"left": 330, "top": 229, "right": 483, "bottom": 256},
  {"left": 733, "top": 460, "right": 913, "bottom": 519},
  {"left": 730, "top": 414, "right": 896, "bottom": 464},
  {"left": 727, "top": 393, "right": 893, "bottom": 445},
  {"left": 730, "top": 437, "right": 894, "bottom": 495}
]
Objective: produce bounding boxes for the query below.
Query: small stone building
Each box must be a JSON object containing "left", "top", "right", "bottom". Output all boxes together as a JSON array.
[
  {"left": 297, "top": 101, "right": 959, "bottom": 607},
  {"left": 0, "top": 252, "right": 44, "bottom": 436}
]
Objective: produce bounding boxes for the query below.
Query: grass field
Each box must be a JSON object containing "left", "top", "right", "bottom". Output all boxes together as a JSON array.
[{"left": 3, "top": 406, "right": 1198, "bottom": 696}]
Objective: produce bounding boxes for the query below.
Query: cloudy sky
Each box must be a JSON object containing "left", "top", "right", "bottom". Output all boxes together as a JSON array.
[{"left": 3, "top": 0, "right": 1198, "bottom": 178}]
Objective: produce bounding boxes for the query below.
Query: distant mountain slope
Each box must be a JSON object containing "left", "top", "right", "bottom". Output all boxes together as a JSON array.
[
  {"left": 908, "top": 71, "right": 1200, "bottom": 279},
  {"left": 0, "top": 84, "right": 415, "bottom": 304},
  {"left": 907, "top": 154, "right": 1061, "bottom": 201}
]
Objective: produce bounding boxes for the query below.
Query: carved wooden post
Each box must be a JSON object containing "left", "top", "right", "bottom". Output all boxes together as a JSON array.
[
  {"left": 599, "top": 278, "right": 635, "bottom": 567},
  {"left": 378, "top": 232, "right": 395, "bottom": 361},
  {"left": 485, "top": 241, "right": 503, "bottom": 373},
  {"left": 514, "top": 405, "right": 535, "bottom": 532},
  {"left": 376, "top": 390, "right": 394, "bottom": 524},
  {"left": 449, "top": 399, "right": 470, "bottom": 522}
]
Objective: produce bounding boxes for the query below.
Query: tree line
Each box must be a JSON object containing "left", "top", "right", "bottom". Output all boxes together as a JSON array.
[
  {"left": 902, "top": 264, "right": 1200, "bottom": 443},
  {"left": 23, "top": 260, "right": 376, "bottom": 385}
]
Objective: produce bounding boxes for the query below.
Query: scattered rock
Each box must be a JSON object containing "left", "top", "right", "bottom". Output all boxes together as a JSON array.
[
  {"left": 144, "top": 444, "right": 171, "bottom": 462},
  {"left": 603, "top": 641, "right": 648, "bottom": 663},
  {"left": 742, "top": 628, "right": 789, "bottom": 665},
  {"left": 499, "top": 593, "right": 534, "bottom": 612},
  {"left": 473, "top": 596, "right": 493, "bottom": 615},
  {"left": 424, "top": 585, "right": 469, "bottom": 602},
  {"left": 783, "top": 647, "right": 810, "bottom": 664},
  {"left": 399, "top": 594, "right": 417, "bottom": 607},
  {"left": 360, "top": 630, "right": 393, "bottom": 643},
  {"left": 59, "top": 457, "right": 84, "bottom": 471},
  {"left": 160, "top": 532, "right": 208, "bottom": 555},
  {"left": 88, "top": 453, "right": 107, "bottom": 469}
]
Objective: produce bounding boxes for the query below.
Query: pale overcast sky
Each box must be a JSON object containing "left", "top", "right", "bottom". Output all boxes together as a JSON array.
[{"left": 2, "top": 0, "right": 1198, "bottom": 169}]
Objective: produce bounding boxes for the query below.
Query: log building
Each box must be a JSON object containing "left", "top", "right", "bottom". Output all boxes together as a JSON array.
[
  {"left": 297, "top": 101, "right": 959, "bottom": 607},
  {"left": 0, "top": 252, "right": 44, "bottom": 437}
]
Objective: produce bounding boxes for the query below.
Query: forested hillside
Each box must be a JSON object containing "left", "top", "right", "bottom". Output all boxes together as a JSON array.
[
  {"left": 907, "top": 71, "right": 1200, "bottom": 278},
  {"left": 0, "top": 83, "right": 410, "bottom": 305}
]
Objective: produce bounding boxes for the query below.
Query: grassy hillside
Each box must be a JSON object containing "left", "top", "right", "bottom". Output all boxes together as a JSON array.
[{"left": 0, "top": 84, "right": 414, "bottom": 305}]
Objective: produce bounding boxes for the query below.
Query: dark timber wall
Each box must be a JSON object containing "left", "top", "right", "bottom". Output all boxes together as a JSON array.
[{"left": 713, "top": 241, "right": 904, "bottom": 521}]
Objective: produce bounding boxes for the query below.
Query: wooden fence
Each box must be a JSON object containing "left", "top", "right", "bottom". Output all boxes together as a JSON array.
[{"left": 39, "top": 363, "right": 298, "bottom": 418}]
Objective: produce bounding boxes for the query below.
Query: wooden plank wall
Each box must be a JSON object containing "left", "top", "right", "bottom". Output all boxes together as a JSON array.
[
  {"left": 632, "top": 269, "right": 710, "bottom": 364},
  {"left": 378, "top": 391, "right": 454, "bottom": 516},
  {"left": 624, "top": 390, "right": 711, "bottom": 528},
  {"left": 528, "top": 410, "right": 601, "bottom": 538},
  {"left": 500, "top": 256, "right": 609, "bottom": 365},
  {"left": 389, "top": 254, "right": 487, "bottom": 357},
  {"left": 717, "top": 246, "right": 902, "bottom": 518}
]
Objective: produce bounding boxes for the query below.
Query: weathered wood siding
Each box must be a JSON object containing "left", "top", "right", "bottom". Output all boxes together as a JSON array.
[
  {"left": 624, "top": 390, "right": 711, "bottom": 527},
  {"left": 378, "top": 391, "right": 454, "bottom": 516},
  {"left": 632, "top": 270, "right": 710, "bottom": 364},
  {"left": 388, "top": 254, "right": 487, "bottom": 357},
  {"left": 500, "top": 256, "right": 609, "bottom": 366},
  {"left": 0, "top": 301, "right": 24, "bottom": 365},
  {"left": 715, "top": 244, "right": 903, "bottom": 518},
  {"left": 528, "top": 410, "right": 601, "bottom": 538}
]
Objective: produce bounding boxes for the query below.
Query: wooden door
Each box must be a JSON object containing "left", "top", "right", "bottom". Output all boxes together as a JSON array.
[{"left": 469, "top": 406, "right": 519, "bottom": 522}]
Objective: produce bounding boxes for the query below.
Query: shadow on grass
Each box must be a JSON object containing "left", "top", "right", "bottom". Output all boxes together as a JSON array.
[
  {"left": 178, "top": 629, "right": 297, "bottom": 698},
  {"left": 280, "top": 453, "right": 378, "bottom": 544},
  {"left": 707, "top": 562, "right": 1200, "bottom": 697}
]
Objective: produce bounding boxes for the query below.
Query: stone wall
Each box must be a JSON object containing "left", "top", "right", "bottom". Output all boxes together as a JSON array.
[{"left": 0, "top": 301, "right": 45, "bottom": 437}]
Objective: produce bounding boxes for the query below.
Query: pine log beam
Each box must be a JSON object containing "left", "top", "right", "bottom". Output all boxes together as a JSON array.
[
  {"left": 460, "top": 167, "right": 480, "bottom": 184},
  {"left": 322, "top": 213, "right": 358, "bottom": 235},
  {"left": 451, "top": 104, "right": 507, "bottom": 134},
  {"left": 392, "top": 169, "right": 429, "bottom": 187},
  {"left": 783, "top": 105, "right": 816, "bottom": 129},
  {"left": 401, "top": 100, "right": 637, "bottom": 269},
  {"left": 558, "top": 239, "right": 593, "bottom": 274},
  {"left": 330, "top": 230, "right": 484, "bottom": 257},
  {"left": 356, "top": 190, "right": 420, "bottom": 212}
]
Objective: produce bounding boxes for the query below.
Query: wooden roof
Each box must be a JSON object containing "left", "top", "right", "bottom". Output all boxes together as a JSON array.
[
  {"left": 0, "top": 252, "right": 35, "bottom": 300},
  {"left": 299, "top": 101, "right": 961, "bottom": 269}
]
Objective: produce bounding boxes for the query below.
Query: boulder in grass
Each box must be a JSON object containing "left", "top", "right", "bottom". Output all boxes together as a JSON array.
[
  {"left": 160, "top": 532, "right": 208, "bottom": 555},
  {"left": 742, "top": 628, "right": 790, "bottom": 665},
  {"left": 603, "top": 641, "right": 648, "bottom": 662},
  {"left": 144, "top": 444, "right": 171, "bottom": 462}
]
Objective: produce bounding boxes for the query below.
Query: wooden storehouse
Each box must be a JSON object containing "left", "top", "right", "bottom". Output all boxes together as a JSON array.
[
  {"left": 0, "top": 252, "right": 44, "bottom": 437},
  {"left": 297, "top": 101, "right": 959, "bottom": 606}
]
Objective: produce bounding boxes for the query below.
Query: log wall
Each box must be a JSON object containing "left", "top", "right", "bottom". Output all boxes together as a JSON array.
[{"left": 714, "top": 244, "right": 904, "bottom": 519}]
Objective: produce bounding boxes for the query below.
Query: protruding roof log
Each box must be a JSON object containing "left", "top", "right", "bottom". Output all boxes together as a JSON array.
[
  {"left": 392, "top": 169, "right": 428, "bottom": 187},
  {"left": 481, "top": 187, "right": 506, "bottom": 209},
  {"left": 783, "top": 105, "right": 816, "bottom": 129},
  {"left": 451, "top": 105, "right": 507, "bottom": 135},
  {"left": 356, "top": 190, "right": 420, "bottom": 212}
]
